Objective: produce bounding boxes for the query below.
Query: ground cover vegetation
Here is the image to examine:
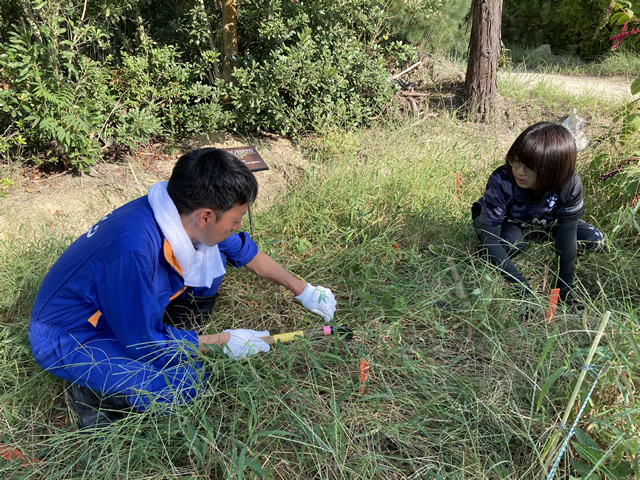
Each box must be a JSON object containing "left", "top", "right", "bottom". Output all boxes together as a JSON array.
[
  {"left": 2, "top": 89, "right": 639, "bottom": 479},
  {"left": 1, "top": 0, "right": 640, "bottom": 478}
]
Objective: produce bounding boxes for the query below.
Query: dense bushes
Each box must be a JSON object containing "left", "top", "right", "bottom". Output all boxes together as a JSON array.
[
  {"left": 0, "top": 0, "right": 417, "bottom": 170},
  {"left": 502, "top": 0, "right": 620, "bottom": 59}
]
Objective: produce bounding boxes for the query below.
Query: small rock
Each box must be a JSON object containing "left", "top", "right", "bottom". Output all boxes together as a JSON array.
[{"left": 533, "top": 44, "right": 552, "bottom": 56}]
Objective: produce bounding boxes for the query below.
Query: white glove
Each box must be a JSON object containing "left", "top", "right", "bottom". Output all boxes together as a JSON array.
[
  {"left": 295, "top": 284, "right": 336, "bottom": 322},
  {"left": 222, "top": 329, "right": 271, "bottom": 358}
]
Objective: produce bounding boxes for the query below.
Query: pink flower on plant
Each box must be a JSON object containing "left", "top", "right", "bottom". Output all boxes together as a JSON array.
[{"left": 610, "top": 21, "right": 640, "bottom": 50}]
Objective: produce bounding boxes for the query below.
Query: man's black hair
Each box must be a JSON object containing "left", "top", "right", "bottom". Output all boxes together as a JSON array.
[{"left": 167, "top": 148, "right": 258, "bottom": 218}]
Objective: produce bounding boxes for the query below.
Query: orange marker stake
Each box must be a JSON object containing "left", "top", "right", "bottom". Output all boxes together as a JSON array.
[
  {"left": 545, "top": 288, "right": 560, "bottom": 323},
  {"left": 359, "top": 358, "right": 371, "bottom": 394},
  {"left": 456, "top": 172, "right": 462, "bottom": 200}
]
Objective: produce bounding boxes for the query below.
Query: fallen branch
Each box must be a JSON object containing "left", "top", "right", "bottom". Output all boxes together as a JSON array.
[
  {"left": 399, "top": 91, "right": 430, "bottom": 97},
  {"left": 388, "top": 61, "right": 422, "bottom": 82}
]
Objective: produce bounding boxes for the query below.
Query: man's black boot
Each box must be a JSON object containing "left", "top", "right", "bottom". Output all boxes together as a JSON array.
[{"left": 68, "top": 383, "right": 130, "bottom": 430}]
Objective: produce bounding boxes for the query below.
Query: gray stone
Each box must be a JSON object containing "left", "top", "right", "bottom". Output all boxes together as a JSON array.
[{"left": 533, "top": 44, "right": 552, "bottom": 55}]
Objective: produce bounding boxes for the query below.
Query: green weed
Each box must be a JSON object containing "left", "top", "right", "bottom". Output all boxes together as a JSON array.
[{"left": 595, "top": 50, "right": 640, "bottom": 77}]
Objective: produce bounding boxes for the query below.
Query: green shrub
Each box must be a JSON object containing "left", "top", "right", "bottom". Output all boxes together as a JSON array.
[
  {"left": 0, "top": 26, "right": 105, "bottom": 169},
  {"left": 226, "top": 28, "right": 396, "bottom": 135},
  {"left": 1, "top": 0, "right": 413, "bottom": 169},
  {"left": 502, "top": 0, "right": 612, "bottom": 59},
  {"left": 225, "top": 0, "right": 411, "bottom": 133},
  {"left": 112, "top": 45, "right": 227, "bottom": 139}
]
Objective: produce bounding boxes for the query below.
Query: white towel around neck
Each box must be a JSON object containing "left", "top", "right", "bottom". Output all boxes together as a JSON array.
[{"left": 147, "top": 181, "right": 226, "bottom": 287}]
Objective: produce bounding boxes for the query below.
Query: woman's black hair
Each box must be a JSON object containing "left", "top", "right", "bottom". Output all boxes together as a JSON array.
[
  {"left": 167, "top": 148, "right": 258, "bottom": 218},
  {"left": 505, "top": 122, "right": 576, "bottom": 191}
]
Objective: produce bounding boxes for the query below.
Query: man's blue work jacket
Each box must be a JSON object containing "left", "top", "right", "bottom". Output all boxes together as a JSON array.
[{"left": 29, "top": 196, "right": 258, "bottom": 371}]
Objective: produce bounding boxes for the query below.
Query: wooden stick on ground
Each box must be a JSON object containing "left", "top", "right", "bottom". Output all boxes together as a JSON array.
[{"left": 447, "top": 258, "right": 473, "bottom": 343}]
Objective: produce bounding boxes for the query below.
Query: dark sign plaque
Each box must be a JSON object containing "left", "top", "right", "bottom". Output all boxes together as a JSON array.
[{"left": 222, "top": 146, "right": 269, "bottom": 172}]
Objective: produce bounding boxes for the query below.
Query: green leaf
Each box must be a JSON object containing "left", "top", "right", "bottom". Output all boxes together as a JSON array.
[
  {"left": 631, "top": 75, "right": 640, "bottom": 96},
  {"left": 609, "top": 460, "right": 634, "bottom": 478},
  {"left": 245, "top": 456, "right": 266, "bottom": 477},
  {"left": 574, "top": 427, "right": 601, "bottom": 453},
  {"left": 622, "top": 114, "right": 640, "bottom": 137},
  {"left": 573, "top": 442, "right": 601, "bottom": 464},
  {"left": 611, "top": 11, "right": 632, "bottom": 25},
  {"left": 625, "top": 332, "right": 640, "bottom": 360},
  {"left": 610, "top": 12, "right": 624, "bottom": 24},
  {"left": 588, "top": 154, "right": 608, "bottom": 174},
  {"left": 536, "top": 333, "right": 556, "bottom": 372},
  {"left": 624, "top": 180, "right": 639, "bottom": 196},
  {"left": 18, "top": 66, "right": 31, "bottom": 78},
  {"left": 536, "top": 365, "right": 567, "bottom": 411},
  {"left": 237, "top": 446, "right": 246, "bottom": 480},
  {"left": 609, "top": 407, "right": 640, "bottom": 418},
  {"left": 571, "top": 461, "right": 596, "bottom": 477}
]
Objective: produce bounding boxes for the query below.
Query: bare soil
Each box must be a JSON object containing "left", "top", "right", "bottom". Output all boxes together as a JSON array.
[{"left": 0, "top": 132, "right": 307, "bottom": 241}]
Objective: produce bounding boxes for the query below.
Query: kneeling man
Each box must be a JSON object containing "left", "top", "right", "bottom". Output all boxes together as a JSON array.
[{"left": 29, "top": 148, "right": 336, "bottom": 428}]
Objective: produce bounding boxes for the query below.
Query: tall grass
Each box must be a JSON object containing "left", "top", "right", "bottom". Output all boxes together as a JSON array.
[
  {"left": 505, "top": 45, "right": 640, "bottom": 77},
  {"left": 1, "top": 89, "right": 638, "bottom": 478}
]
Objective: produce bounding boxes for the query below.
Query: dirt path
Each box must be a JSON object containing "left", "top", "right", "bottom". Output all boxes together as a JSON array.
[{"left": 501, "top": 71, "right": 637, "bottom": 102}]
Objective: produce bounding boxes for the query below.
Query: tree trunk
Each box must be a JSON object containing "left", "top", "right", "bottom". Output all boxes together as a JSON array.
[
  {"left": 463, "top": 0, "right": 503, "bottom": 122},
  {"left": 221, "top": 0, "right": 238, "bottom": 84}
]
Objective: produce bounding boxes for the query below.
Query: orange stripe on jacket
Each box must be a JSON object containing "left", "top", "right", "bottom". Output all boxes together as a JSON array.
[
  {"left": 170, "top": 287, "right": 186, "bottom": 301},
  {"left": 88, "top": 310, "right": 102, "bottom": 327},
  {"left": 163, "top": 239, "right": 183, "bottom": 276},
  {"left": 164, "top": 239, "right": 186, "bottom": 301}
]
